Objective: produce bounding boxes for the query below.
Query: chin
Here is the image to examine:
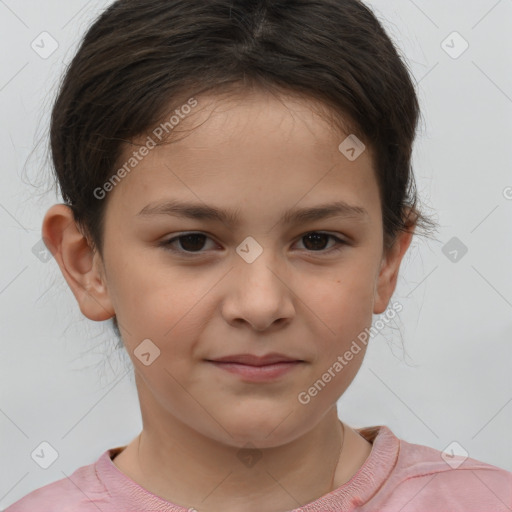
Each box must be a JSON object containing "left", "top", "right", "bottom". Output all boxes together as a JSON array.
[{"left": 212, "top": 413, "right": 309, "bottom": 449}]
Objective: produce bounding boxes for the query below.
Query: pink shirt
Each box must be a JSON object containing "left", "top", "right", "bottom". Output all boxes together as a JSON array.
[{"left": 4, "top": 425, "right": 512, "bottom": 511}]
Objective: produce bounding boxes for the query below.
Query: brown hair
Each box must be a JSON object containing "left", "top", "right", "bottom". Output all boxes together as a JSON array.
[{"left": 48, "top": 0, "right": 437, "bottom": 338}]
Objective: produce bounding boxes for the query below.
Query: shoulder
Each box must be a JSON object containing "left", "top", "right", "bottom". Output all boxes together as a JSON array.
[
  {"left": 3, "top": 453, "right": 109, "bottom": 512},
  {"left": 374, "top": 427, "right": 512, "bottom": 511}
]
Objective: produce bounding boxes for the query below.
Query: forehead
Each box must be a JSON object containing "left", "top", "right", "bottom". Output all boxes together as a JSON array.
[{"left": 106, "top": 90, "right": 380, "bottom": 224}]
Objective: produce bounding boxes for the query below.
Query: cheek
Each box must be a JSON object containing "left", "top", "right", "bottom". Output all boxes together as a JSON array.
[
  {"left": 297, "top": 265, "right": 376, "bottom": 345},
  {"left": 110, "top": 262, "right": 215, "bottom": 358}
]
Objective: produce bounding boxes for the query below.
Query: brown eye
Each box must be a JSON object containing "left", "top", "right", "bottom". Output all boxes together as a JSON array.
[
  {"left": 159, "top": 231, "right": 347, "bottom": 258},
  {"left": 296, "top": 232, "right": 347, "bottom": 253},
  {"left": 301, "top": 232, "right": 330, "bottom": 251},
  {"left": 160, "top": 233, "right": 215, "bottom": 254}
]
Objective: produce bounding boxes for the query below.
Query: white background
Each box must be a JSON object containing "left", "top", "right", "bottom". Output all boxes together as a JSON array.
[{"left": 1, "top": 0, "right": 511, "bottom": 508}]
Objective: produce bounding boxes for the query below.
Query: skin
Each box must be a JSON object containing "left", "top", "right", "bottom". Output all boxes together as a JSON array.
[{"left": 42, "top": 89, "right": 414, "bottom": 512}]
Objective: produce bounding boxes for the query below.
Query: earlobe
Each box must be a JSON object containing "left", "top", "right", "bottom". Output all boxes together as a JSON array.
[
  {"left": 373, "top": 228, "right": 414, "bottom": 315},
  {"left": 41, "top": 204, "right": 115, "bottom": 322}
]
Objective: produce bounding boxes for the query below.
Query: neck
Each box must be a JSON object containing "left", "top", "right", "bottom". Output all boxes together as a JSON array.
[{"left": 113, "top": 377, "right": 370, "bottom": 512}]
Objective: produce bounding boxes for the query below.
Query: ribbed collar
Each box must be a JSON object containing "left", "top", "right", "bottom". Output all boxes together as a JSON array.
[{"left": 96, "top": 424, "right": 399, "bottom": 511}]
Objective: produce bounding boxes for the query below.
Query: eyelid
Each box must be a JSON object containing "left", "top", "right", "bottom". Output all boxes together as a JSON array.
[{"left": 159, "top": 231, "right": 349, "bottom": 257}]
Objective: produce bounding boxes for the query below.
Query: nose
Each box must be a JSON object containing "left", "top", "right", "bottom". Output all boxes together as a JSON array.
[{"left": 221, "top": 250, "right": 296, "bottom": 332}]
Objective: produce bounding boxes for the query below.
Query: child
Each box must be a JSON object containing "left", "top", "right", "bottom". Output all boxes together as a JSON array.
[{"left": 5, "top": 0, "right": 511, "bottom": 510}]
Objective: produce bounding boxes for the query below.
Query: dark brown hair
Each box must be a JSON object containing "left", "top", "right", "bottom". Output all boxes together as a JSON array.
[{"left": 49, "top": 0, "right": 437, "bottom": 337}]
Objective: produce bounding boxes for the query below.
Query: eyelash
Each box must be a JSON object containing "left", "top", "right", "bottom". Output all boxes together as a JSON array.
[{"left": 159, "top": 231, "right": 348, "bottom": 257}]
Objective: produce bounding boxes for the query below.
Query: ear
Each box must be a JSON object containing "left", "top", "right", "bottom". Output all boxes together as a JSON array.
[
  {"left": 373, "top": 223, "right": 415, "bottom": 315},
  {"left": 41, "top": 204, "right": 115, "bottom": 321}
]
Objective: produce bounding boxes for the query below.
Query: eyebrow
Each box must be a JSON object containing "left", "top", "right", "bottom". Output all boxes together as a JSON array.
[{"left": 136, "top": 199, "right": 369, "bottom": 226}]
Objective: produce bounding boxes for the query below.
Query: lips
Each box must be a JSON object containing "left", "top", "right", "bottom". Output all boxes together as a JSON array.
[
  {"left": 206, "top": 353, "right": 303, "bottom": 366},
  {"left": 206, "top": 354, "right": 304, "bottom": 382}
]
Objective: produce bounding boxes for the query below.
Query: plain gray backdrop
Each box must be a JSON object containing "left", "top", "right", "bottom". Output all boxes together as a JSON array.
[{"left": 1, "top": 0, "right": 511, "bottom": 508}]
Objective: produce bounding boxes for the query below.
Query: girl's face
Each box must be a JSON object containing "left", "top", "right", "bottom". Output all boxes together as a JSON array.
[{"left": 64, "top": 90, "right": 411, "bottom": 447}]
